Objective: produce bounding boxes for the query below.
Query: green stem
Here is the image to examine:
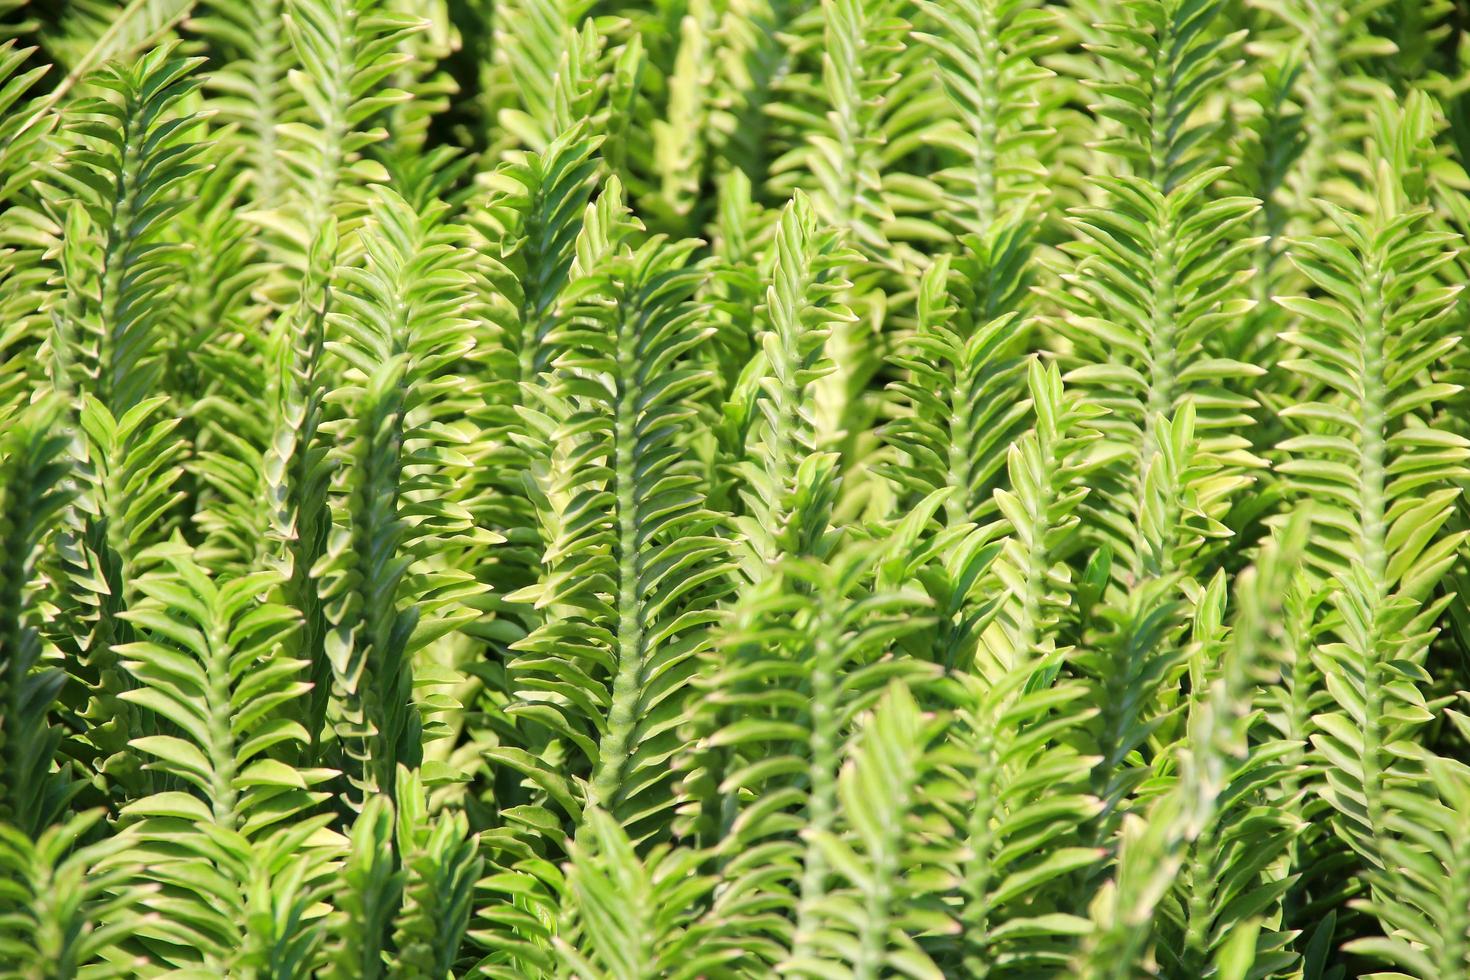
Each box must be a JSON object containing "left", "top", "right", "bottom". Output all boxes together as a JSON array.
[
  {"left": 970, "top": 0, "right": 1000, "bottom": 231},
  {"left": 591, "top": 310, "right": 645, "bottom": 809},
  {"left": 206, "top": 618, "right": 238, "bottom": 830},
  {"left": 791, "top": 613, "right": 839, "bottom": 959},
  {"left": 1359, "top": 258, "right": 1389, "bottom": 843},
  {"left": 248, "top": 0, "right": 285, "bottom": 209},
  {"left": 961, "top": 736, "right": 999, "bottom": 977}
]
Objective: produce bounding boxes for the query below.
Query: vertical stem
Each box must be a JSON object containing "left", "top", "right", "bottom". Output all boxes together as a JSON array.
[
  {"left": 792, "top": 612, "right": 839, "bottom": 958},
  {"left": 1358, "top": 258, "right": 1388, "bottom": 842},
  {"left": 592, "top": 306, "right": 645, "bottom": 808}
]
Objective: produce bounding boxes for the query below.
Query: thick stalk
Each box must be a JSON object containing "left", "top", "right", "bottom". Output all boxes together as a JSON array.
[
  {"left": 791, "top": 616, "right": 840, "bottom": 959},
  {"left": 1358, "top": 259, "right": 1388, "bottom": 843},
  {"left": 591, "top": 314, "right": 645, "bottom": 807}
]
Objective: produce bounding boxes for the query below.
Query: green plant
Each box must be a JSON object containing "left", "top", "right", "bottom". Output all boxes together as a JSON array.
[{"left": 4, "top": 0, "right": 1470, "bottom": 976}]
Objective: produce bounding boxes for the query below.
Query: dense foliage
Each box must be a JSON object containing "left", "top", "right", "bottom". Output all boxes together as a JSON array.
[{"left": 4, "top": 0, "right": 1470, "bottom": 976}]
